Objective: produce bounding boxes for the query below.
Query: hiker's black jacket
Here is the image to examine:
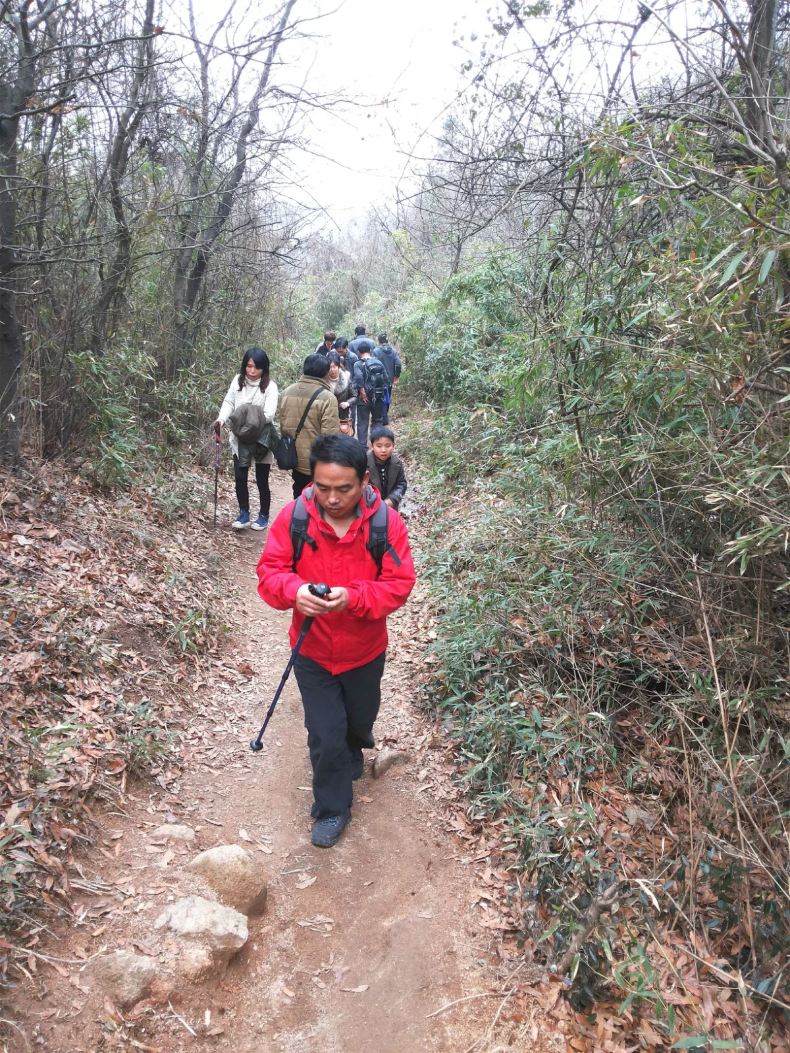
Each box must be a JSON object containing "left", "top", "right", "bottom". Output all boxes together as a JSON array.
[
  {"left": 373, "top": 344, "right": 401, "bottom": 386},
  {"left": 367, "top": 450, "right": 407, "bottom": 510}
]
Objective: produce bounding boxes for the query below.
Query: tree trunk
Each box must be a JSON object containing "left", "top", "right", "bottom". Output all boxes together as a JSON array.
[
  {"left": 93, "top": 0, "right": 156, "bottom": 352},
  {"left": 170, "top": 0, "right": 297, "bottom": 375}
]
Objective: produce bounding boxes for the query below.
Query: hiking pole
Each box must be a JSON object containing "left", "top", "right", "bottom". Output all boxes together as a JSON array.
[
  {"left": 212, "top": 426, "right": 221, "bottom": 529},
  {"left": 249, "top": 583, "right": 331, "bottom": 753}
]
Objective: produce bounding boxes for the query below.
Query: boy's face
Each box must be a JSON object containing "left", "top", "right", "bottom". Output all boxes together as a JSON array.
[{"left": 371, "top": 437, "right": 394, "bottom": 462}]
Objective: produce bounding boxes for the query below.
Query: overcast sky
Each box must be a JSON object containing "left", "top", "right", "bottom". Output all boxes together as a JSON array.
[
  {"left": 184, "top": 0, "right": 690, "bottom": 230},
  {"left": 287, "top": 0, "right": 490, "bottom": 227}
]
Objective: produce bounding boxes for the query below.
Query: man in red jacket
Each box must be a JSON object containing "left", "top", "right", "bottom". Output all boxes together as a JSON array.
[{"left": 256, "top": 434, "right": 416, "bottom": 848}]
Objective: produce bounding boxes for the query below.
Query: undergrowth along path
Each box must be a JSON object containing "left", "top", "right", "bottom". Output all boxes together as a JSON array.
[{"left": 2, "top": 469, "right": 558, "bottom": 1053}]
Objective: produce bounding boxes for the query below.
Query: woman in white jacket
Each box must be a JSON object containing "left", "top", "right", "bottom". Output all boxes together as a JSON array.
[{"left": 214, "top": 347, "right": 279, "bottom": 531}]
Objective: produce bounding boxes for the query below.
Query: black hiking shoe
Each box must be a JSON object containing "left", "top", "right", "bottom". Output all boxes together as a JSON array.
[{"left": 311, "top": 809, "right": 351, "bottom": 848}]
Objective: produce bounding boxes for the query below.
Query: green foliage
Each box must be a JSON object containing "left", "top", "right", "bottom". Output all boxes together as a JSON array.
[{"left": 395, "top": 107, "right": 789, "bottom": 1034}]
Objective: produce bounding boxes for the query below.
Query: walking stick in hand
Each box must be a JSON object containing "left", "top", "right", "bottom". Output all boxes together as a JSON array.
[
  {"left": 212, "top": 424, "right": 222, "bottom": 529},
  {"left": 250, "top": 584, "right": 331, "bottom": 753}
]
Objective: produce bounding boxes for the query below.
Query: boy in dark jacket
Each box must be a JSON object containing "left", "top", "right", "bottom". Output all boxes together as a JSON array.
[{"left": 367, "top": 425, "right": 407, "bottom": 510}]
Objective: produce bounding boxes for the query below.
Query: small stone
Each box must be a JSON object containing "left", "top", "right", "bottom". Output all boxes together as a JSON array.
[
  {"left": 154, "top": 896, "right": 248, "bottom": 961},
  {"left": 372, "top": 749, "right": 410, "bottom": 779},
  {"left": 87, "top": 951, "right": 158, "bottom": 1009},
  {"left": 150, "top": 823, "right": 196, "bottom": 842},
  {"left": 175, "top": 944, "right": 215, "bottom": 983},
  {"left": 186, "top": 845, "right": 268, "bottom": 916}
]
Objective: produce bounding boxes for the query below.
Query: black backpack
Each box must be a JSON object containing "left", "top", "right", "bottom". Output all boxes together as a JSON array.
[
  {"left": 289, "top": 485, "right": 401, "bottom": 577},
  {"left": 363, "top": 358, "right": 388, "bottom": 402}
]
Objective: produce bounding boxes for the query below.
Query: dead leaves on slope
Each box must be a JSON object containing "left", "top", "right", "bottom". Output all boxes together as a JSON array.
[{"left": 0, "top": 463, "right": 231, "bottom": 981}]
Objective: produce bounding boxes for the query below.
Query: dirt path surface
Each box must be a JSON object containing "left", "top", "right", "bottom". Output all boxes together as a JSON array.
[{"left": 3, "top": 474, "right": 558, "bottom": 1053}]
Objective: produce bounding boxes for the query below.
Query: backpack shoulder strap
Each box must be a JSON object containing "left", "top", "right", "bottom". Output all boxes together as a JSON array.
[
  {"left": 289, "top": 493, "right": 318, "bottom": 571},
  {"left": 366, "top": 499, "right": 402, "bottom": 577}
]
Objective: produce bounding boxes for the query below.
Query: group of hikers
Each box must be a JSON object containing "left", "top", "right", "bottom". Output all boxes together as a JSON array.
[
  {"left": 212, "top": 325, "right": 415, "bottom": 849},
  {"left": 214, "top": 325, "right": 405, "bottom": 532}
]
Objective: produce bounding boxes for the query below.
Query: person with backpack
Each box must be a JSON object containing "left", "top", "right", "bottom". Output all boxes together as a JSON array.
[
  {"left": 214, "top": 346, "right": 279, "bottom": 531},
  {"left": 278, "top": 354, "right": 340, "bottom": 497},
  {"left": 353, "top": 346, "right": 388, "bottom": 447},
  {"left": 373, "top": 333, "right": 402, "bottom": 424},
  {"left": 256, "top": 434, "right": 416, "bottom": 848}
]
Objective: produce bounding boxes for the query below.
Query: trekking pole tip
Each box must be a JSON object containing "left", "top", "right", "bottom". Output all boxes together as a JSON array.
[{"left": 250, "top": 738, "right": 264, "bottom": 753}]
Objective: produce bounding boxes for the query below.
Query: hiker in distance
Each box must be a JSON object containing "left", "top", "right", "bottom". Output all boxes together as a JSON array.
[
  {"left": 353, "top": 344, "right": 388, "bottom": 447},
  {"left": 327, "top": 350, "right": 356, "bottom": 435},
  {"left": 278, "top": 353, "right": 339, "bottom": 498},
  {"left": 257, "top": 434, "right": 416, "bottom": 848},
  {"left": 315, "top": 330, "right": 336, "bottom": 356},
  {"left": 214, "top": 346, "right": 279, "bottom": 531},
  {"left": 373, "top": 333, "right": 401, "bottom": 424},
  {"left": 348, "top": 323, "right": 375, "bottom": 360},
  {"left": 332, "top": 337, "right": 359, "bottom": 433}
]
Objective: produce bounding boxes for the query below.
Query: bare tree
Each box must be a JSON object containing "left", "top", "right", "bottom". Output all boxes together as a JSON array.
[
  {"left": 0, "top": 0, "right": 60, "bottom": 463},
  {"left": 168, "top": 0, "right": 298, "bottom": 376}
]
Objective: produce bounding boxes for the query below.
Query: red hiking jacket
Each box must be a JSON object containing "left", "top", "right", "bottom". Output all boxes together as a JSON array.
[{"left": 256, "top": 485, "right": 416, "bottom": 674}]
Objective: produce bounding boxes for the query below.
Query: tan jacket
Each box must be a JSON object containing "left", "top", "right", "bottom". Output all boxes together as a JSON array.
[{"left": 278, "top": 376, "right": 339, "bottom": 474}]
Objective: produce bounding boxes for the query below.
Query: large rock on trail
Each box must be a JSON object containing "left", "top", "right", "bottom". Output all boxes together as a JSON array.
[
  {"left": 154, "top": 896, "right": 248, "bottom": 961},
  {"left": 87, "top": 950, "right": 159, "bottom": 1008},
  {"left": 185, "top": 844, "right": 268, "bottom": 916}
]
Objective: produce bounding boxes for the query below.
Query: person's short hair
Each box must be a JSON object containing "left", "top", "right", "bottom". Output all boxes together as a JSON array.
[
  {"left": 354, "top": 324, "right": 366, "bottom": 336},
  {"left": 334, "top": 337, "right": 349, "bottom": 350},
  {"left": 358, "top": 346, "right": 371, "bottom": 357},
  {"left": 310, "top": 434, "right": 368, "bottom": 481},
  {"left": 377, "top": 333, "right": 388, "bottom": 344},
  {"left": 326, "top": 350, "right": 341, "bottom": 365},
  {"left": 323, "top": 331, "right": 336, "bottom": 343},
  {"left": 303, "top": 353, "right": 330, "bottom": 378},
  {"left": 369, "top": 425, "right": 395, "bottom": 444}
]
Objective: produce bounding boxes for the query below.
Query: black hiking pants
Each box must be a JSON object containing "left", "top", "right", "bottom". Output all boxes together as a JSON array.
[
  {"left": 293, "top": 651, "right": 386, "bottom": 820},
  {"left": 233, "top": 456, "right": 271, "bottom": 517},
  {"left": 292, "top": 469, "right": 311, "bottom": 498},
  {"left": 356, "top": 399, "right": 385, "bottom": 447}
]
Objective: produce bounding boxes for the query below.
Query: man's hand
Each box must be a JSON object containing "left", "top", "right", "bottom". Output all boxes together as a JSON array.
[
  {"left": 295, "top": 584, "right": 349, "bottom": 616},
  {"left": 385, "top": 498, "right": 394, "bottom": 507},
  {"left": 359, "top": 389, "right": 368, "bottom": 403}
]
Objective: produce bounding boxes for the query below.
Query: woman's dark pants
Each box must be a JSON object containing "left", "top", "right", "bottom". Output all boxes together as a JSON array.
[
  {"left": 294, "top": 651, "right": 386, "bottom": 819},
  {"left": 233, "top": 456, "right": 271, "bottom": 517}
]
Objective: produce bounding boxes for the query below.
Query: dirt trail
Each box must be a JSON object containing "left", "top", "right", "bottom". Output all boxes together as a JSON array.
[{"left": 4, "top": 473, "right": 557, "bottom": 1053}]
